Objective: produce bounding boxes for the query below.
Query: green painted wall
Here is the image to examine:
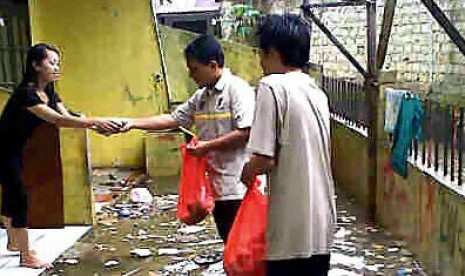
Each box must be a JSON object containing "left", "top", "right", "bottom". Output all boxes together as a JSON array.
[
  {"left": 333, "top": 114, "right": 465, "bottom": 275},
  {"left": 331, "top": 123, "right": 369, "bottom": 206}
]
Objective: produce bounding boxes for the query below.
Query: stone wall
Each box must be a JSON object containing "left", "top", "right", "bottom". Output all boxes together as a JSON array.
[{"left": 309, "top": 0, "right": 465, "bottom": 102}]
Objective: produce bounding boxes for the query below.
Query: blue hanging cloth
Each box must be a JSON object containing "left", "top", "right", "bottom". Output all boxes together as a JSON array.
[{"left": 390, "top": 93, "right": 424, "bottom": 177}]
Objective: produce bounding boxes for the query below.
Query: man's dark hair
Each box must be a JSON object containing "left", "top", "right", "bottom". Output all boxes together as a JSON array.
[
  {"left": 184, "top": 35, "right": 225, "bottom": 68},
  {"left": 257, "top": 14, "right": 311, "bottom": 68}
]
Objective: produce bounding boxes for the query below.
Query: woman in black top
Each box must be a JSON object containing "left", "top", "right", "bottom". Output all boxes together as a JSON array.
[{"left": 0, "top": 44, "right": 119, "bottom": 269}]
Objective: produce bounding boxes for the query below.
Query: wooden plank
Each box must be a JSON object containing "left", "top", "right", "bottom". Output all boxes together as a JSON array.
[
  {"left": 376, "top": 0, "right": 397, "bottom": 70},
  {"left": 366, "top": 0, "right": 379, "bottom": 221},
  {"left": 366, "top": 1, "right": 377, "bottom": 77},
  {"left": 301, "top": 7, "right": 368, "bottom": 78},
  {"left": 302, "top": 1, "right": 366, "bottom": 9}
]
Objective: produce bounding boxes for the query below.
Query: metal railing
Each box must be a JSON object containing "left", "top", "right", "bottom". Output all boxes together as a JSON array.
[
  {"left": 321, "top": 75, "right": 465, "bottom": 186},
  {"left": 321, "top": 76, "right": 367, "bottom": 129}
]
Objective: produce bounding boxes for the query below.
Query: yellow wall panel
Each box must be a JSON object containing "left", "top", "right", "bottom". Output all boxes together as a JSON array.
[{"left": 29, "top": 0, "right": 167, "bottom": 168}]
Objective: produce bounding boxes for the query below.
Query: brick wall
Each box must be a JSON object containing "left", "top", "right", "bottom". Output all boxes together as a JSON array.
[{"left": 309, "top": 0, "right": 465, "bottom": 99}]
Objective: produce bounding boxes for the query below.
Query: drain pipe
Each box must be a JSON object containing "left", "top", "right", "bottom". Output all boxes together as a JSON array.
[{"left": 150, "top": 0, "right": 172, "bottom": 111}]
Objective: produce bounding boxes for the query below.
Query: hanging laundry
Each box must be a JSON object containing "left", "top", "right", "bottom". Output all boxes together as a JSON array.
[
  {"left": 384, "top": 88, "right": 405, "bottom": 134},
  {"left": 390, "top": 93, "right": 424, "bottom": 177}
]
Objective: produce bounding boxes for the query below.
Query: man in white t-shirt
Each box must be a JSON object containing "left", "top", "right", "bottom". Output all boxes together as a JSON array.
[{"left": 241, "top": 14, "right": 336, "bottom": 275}]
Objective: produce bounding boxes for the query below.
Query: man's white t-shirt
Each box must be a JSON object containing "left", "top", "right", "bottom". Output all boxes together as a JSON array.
[{"left": 248, "top": 72, "right": 337, "bottom": 260}]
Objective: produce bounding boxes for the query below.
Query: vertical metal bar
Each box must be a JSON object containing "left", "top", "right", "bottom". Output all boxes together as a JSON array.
[
  {"left": 427, "top": 100, "right": 433, "bottom": 168},
  {"left": 348, "top": 81, "right": 351, "bottom": 124},
  {"left": 341, "top": 79, "right": 346, "bottom": 120},
  {"left": 422, "top": 99, "right": 428, "bottom": 165},
  {"left": 335, "top": 78, "right": 339, "bottom": 118},
  {"left": 434, "top": 103, "right": 440, "bottom": 172},
  {"left": 443, "top": 105, "right": 450, "bottom": 177},
  {"left": 451, "top": 106, "right": 458, "bottom": 182},
  {"left": 362, "top": 83, "right": 367, "bottom": 127},
  {"left": 409, "top": 132, "right": 413, "bottom": 156},
  {"left": 342, "top": 80, "right": 346, "bottom": 121},
  {"left": 459, "top": 107, "right": 464, "bottom": 186},
  {"left": 333, "top": 76, "right": 343, "bottom": 118},
  {"left": 330, "top": 77, "right": 334, "bottom": 114},
  {"left": 348, "top": 81, "right": 352, "bottom": 124},
  {"left": 333, "top": 77, "right": 337, "bottom": 116},
  {"left": 332, "top": 77, "right": 336, "bottom": 115},
  {"left": 353, "top": 82, "right": 359, "bottom": 127},
  {"left": 358, "top": 83, "right": 362, "bottom": 127}
]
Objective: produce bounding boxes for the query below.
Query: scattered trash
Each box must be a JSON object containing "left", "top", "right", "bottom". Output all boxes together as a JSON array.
[
  {"left": 328, "top": 268, "right": 361, "bottom": 276},
  {"left": 48, "top": 169, "right": 426, "bottom": 275},
  {"left": 335, "top": 227, "right": 351, "bottom": 239},
  {"left": 130, "top": 248, "right": 153, "bottom": 258},
  {"left": 176, "top": 233, "right": 199, "bottom": 243},
  {"left": 104, "top": 259, "right": 121, "bottom": 268},
  {"left": 64, "top": 258, "right": 80, "bottom": 265},
  {"left": 177, "top": 226, "right": 205, "bottom": 235},
  {"left": 396, "top": 268, "right": 413, "bottom": 275},
  {"left": 191, "top": 239, "right": 223, "bottom": 246},
  {"left": 118, "top": 208, "right": 131, "bottom": 217},
  {"left": 163, "top": 260, "right": 199, "bottom": 274},
  {"left": 96, "top": 193, "right": 113, "bottom": 203},
  {"left": 400, "top": 249, "right": 413, "bottom": 257},
  {"left": 158, "top": 248, "right": 181, "bottom": 256},
  {"left": 194, "top": 253, "right": 223, "bottom": 265},
  {"left": 387, "top": 247, "right": 400, "bottom": 253},
  {"left": 157, "top": 201, "right": 177, "bottom": 211},
  {"left": 122, "top": 268, "right": 142, "bottom": 276},
  {"left": 202, "top": 261, "right": 226, "bottom": 276},
  {"left": 130, "top": 187, "right": 154, "bottom": 204}
]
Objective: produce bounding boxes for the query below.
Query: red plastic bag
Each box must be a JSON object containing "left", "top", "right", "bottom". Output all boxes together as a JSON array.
[
  {"left": 177, "top": 139, "right": 215, "bottom": 225},
  {"left": 224, "top": 179, "right": 267, "bottom": 276}
]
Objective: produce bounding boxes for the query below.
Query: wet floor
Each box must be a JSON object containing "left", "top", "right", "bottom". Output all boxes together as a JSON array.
[{"left": 41, "top": 169, "right": 427, "bottom": 276}]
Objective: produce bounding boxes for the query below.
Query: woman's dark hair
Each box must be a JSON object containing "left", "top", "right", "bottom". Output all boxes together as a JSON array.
[
  {"left": 257, "top": 14, "right": 311, "bottom": 68},
  {"left": 184, "top": 35, "right": 225, "bottom": 68},
  {"left": 19, "top": 43, "right": 60, "bottom": 89}
]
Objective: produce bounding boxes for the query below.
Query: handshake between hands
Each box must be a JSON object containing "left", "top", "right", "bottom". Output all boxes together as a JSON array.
[{"left": 89, "top": 118, "right": 132, "bottom": 136}]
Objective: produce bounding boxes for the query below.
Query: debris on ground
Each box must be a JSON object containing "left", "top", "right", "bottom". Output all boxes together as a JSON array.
[
  {"left": 104, "top": 259, "right": 121, "bottom": 268},
  {"left": 42, "top": 169, "right": 426, "bottom": 276},
  {"left": 130, "top": 248, "right": 153, "bottom": 258}
]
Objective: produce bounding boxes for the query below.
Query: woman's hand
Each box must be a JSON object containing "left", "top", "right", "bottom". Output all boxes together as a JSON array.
[
  {"left": 118, "top": 119, "right": 133, "bottom": 133},
  {"left": 89, "top": 118, "right": 122, "bottom": 134}
]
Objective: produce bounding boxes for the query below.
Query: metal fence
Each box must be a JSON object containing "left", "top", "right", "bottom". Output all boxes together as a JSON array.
[
  {"left": 321, "top": 76, "right": 367, "bottom": 128},
  {"left": 321, "top": 75, "right": 465, "bottom": 186}
]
